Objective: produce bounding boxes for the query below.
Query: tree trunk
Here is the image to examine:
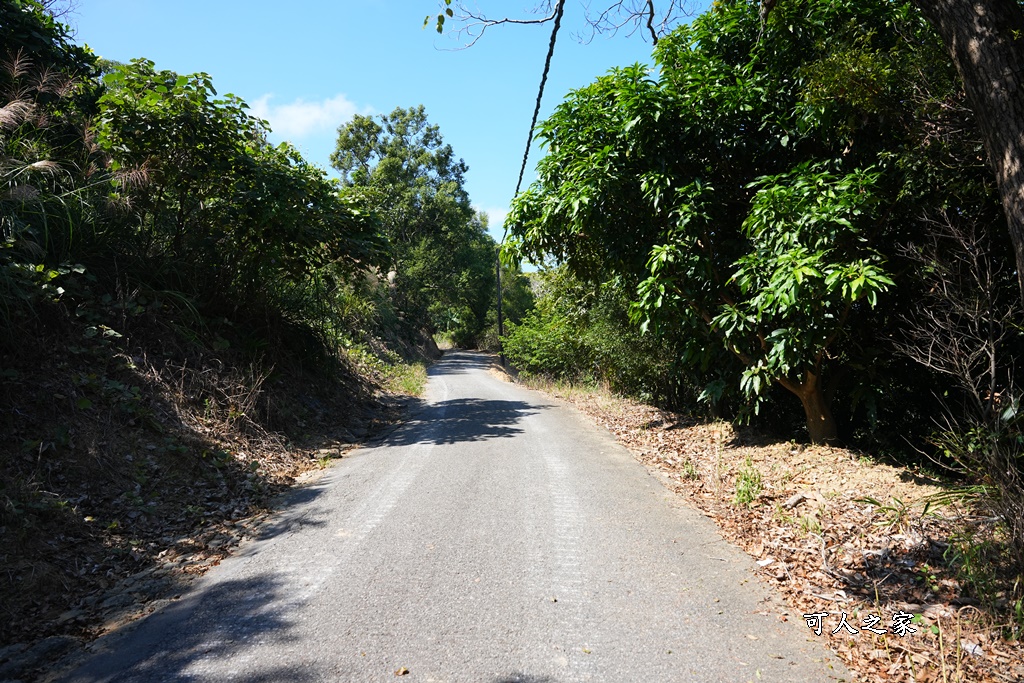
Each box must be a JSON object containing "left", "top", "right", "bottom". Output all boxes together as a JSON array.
[
  {"left": 780, "top": 370, "right": 838, "bottom": 445},
  {"left": 914, "top": 0, "right": 1024, "bottom": 298},
  {"left": 799, "top": 382, "right": 838, "bottom": 445}
]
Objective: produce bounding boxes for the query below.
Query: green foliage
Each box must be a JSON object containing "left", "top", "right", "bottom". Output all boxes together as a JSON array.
[
  {"left": 425, "top": 0, "right": 453, "bottom": 34},
  {"left": 943, "top": 520, "right": 1024, "bottom": 638},
  {"left": 733, "top": 458, "right": 763, "bottom": 507},
  {"left": 0, "top": 2, "right": 102, "bottom": 330},
  {"left": 502, "top": 266, "right": 698, "bottom": 406},
  {"left": 0, "top": 1, "right": 96, "bottom": 80},
  {"left": 505, "top": 0, "right": 987, "bottom": 443},
  {"left": 332, "top": 107, "right": 499, "bottom": 347},
  {"left": 1, "top": 1, "right": 473, "bottom": 388},
  {"left": 680, "top": 458, "right": 699, "bottom": 481},
  {"left": 383, "top": 360, "right": 428, "bottom": 396},
  {"left": 502, "top": 309, "right": 589, "bottom": 380},
  {"left": 856, "top": 495, "right": 922, "bottom": 534},
  {"left": 94, "top": 59, "right": 386, "bottom": 307},
  {"left": 699, "top": 163, "right": 892, "bottom": 412},
  {"left": 931, "top": 418, "right": 1024, "bottom": 571}
]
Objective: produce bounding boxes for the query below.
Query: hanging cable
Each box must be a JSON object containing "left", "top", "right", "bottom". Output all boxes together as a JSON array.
[
  {"left": 505, "top": 0, "right": 566, "bottom": 241},
  {"left": 497, "top": 0, "right": 565, "bottom": 366}
]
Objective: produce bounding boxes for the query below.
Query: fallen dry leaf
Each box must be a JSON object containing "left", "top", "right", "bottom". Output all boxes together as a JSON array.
[{"left": 529, "top": 379, "right": 1024, "bottom": 683}]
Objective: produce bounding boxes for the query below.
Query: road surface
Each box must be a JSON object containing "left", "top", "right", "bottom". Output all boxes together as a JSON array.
[{"left": 61, "top": 351, "right": 846, "bottom": 682}]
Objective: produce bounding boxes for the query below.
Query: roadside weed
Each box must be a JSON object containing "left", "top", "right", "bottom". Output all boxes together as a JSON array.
[
  {"left": 681, "top": 458, "right": 699, "bottom": 480},
  {"left": 733, "top": 458, "right": 763, "bottom": 507}
]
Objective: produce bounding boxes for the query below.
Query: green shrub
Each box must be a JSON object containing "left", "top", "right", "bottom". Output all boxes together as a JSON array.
[{"left": 500, "top": 266, "right": 704, "bottom": 409}]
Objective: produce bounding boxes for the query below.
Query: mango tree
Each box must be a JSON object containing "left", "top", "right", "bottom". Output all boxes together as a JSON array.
[
  {"left": 437, "top": 0, "right": 1024, "bottom": 299},
  {"left": 506, "top": 0, "right": 972, "bottom": 443},
  {"left": 635, "top": 165, "right": 891, "bottom": 443}
]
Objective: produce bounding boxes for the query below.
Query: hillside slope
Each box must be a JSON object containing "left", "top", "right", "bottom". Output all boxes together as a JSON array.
[{"left": 0, "top": 303, "right": 434, "bottom": 677}]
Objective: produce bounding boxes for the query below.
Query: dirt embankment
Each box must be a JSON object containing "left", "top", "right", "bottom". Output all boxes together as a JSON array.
[{"left": 0, "top": 312, "right": 422, "bottom": 680}]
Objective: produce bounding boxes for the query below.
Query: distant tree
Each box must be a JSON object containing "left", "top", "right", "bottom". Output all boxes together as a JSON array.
[{"left": 332, "top": 106, "right": 496, "bottom": 345}]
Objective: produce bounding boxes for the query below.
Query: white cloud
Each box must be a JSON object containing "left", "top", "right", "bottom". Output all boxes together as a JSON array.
[
  {"left": 479, "top": 206, "right": 509, "bottom": 231},
  {"left": 250, "top": 93, "right": 369, "bottom": 139}
]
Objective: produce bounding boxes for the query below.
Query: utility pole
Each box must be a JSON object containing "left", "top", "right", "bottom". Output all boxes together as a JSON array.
[{"left": 495, "top": 247, "right": 505, "bottom": 366}]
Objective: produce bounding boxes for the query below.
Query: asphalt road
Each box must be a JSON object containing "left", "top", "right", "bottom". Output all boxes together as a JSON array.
[{"left": 61, "top": 351, "right": 846, "bottom": 682}]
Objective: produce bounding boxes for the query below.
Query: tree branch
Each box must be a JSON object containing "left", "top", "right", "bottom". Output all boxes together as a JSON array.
[
  {"left": 646, "top": 0, "right": 659, "bottom": 44},
  {"left": 445, "top": 3, "right": 562, "bottom": 48},
  {"left": 441, "top": 1, "right": 697, "bottom": 47}
]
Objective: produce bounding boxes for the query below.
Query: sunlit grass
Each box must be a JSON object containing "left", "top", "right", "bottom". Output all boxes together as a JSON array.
[{"left": 383, "top": 361, "right": 428, "bottom": 396}]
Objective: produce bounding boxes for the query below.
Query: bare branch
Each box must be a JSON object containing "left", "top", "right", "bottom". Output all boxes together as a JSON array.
[
  {"left": 579, "top": 0, "right": 695, "bottom": 43},
  {"left": 895, "top": 210, "right": 1024, "bottom": 569},
  {"left": 896, "top": 211, "right": 1019, "bottom": 419},
  {"left": 441, "top": 1, "right": 697, "bottom": 47},
  {"left": 40, "top": 0, "right": 79, "bottom": 22},
  {"left": 444, "top": 2, "right": 561, "bottom": 48}
]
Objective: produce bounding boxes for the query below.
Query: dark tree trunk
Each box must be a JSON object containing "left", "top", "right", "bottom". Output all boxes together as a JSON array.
[
  {"left": 914, "top": 0, "right": 1024, "bottom": 298},
  {"left": 779, "top": 370, "right": 839, "bottom": 445}
]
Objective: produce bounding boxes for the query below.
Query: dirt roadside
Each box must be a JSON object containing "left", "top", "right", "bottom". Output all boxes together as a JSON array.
[
  {"left": 508, "top": 371, "right": 1024, "bottom": 683},
  {"left": 0, "top": 325, "right": 420, "bottom": 682}
]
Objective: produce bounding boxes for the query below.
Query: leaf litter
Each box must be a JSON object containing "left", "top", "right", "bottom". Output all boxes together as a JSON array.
[
  {"left": 532, "top": 381, "right": 1024, "bottom": 683},
  {"left": 0, "top": 318, "right": 417, "bottom": 680}
]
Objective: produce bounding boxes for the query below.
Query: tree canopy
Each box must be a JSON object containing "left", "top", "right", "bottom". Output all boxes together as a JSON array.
[
  {"left": 436, "top": 0, "right": 1024, "bottom": 303},
  {"left": 505, "top": 0, "right": 999, "bottom": 443},
  {"left": 332, "top": 106, "right": 496, "bottom": 346}
]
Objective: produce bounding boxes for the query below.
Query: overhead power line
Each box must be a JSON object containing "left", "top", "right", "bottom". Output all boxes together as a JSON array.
[
  {"left": 505, "top": 0, "right": 566, "bottom": 241},
  {"left": 498, "top": 0, "right": 566, "bottom": 367}
]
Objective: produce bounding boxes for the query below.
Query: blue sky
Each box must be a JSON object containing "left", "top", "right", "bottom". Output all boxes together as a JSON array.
[{"left": 69, "top": 1, "right": 702, "bottom": 242}]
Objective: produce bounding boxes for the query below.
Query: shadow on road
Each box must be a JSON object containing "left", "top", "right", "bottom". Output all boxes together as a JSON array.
[
  {"left": 384, "top": 397, "right": 546, "bottom": 446},
  {"left": 56, "top": 474, "right": 350, "bottom": 682},
  {"left": 62, "top": 574, "right": 322, "bottom": 682},
  {"left": 491, "top": 675, "right": 560, "bottom": 683},
  {"left": 247, "top": 481, "right": 330, "bottom": 542},
  {"left": 427, "top": 350, "right": 496, "bottom": 376}
]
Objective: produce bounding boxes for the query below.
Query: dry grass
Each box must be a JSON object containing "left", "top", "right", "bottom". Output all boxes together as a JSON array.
[{"left": 0, "top": 314, "right": 417, "bottom": 656}]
